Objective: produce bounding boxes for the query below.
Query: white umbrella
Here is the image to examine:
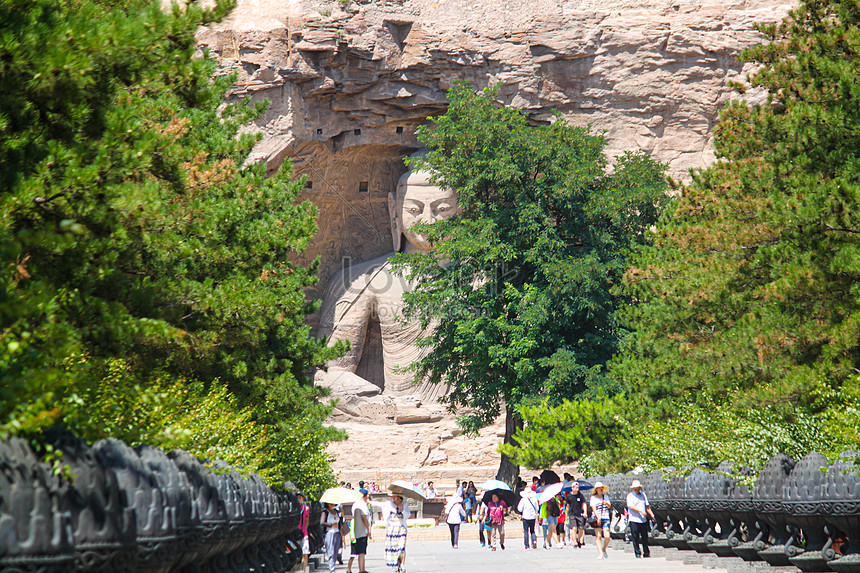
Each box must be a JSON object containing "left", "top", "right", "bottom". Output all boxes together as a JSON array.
[
  {"left": 320, "top": 487, "right": 363, "bottom": 505},
  {"left": 537, "top": 481, "right": 564, "bottom": 505},
  {"left": 388, "top": 480, "right": 426, "bottom": 501}
]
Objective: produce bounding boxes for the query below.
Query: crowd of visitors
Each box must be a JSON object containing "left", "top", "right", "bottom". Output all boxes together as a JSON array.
[{"left": 309, "top": 474, "right": 653, "bottom": 573}]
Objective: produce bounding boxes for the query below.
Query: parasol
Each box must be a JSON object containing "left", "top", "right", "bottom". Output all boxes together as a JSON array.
[
  {"left": 537, "top": 481, "right": 564, "bottom": 505},
  {"left": 388, "top": 480, "right": 426, "bottom": 501},
  {"left": 320, "top": 487, "right": 363, "bottom": 505},
  {"left": 481, "top": 488, "right": 518, "bottom": 507}
]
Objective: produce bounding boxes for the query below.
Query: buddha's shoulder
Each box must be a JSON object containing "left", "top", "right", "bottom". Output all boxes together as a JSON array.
[{"left": 327, "top": 253, "right": 396, "bottom": 287}]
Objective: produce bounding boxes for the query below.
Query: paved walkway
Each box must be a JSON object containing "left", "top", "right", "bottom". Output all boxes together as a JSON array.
[{"left": 331, "top": 528, "right": 727, "bottom": 573}]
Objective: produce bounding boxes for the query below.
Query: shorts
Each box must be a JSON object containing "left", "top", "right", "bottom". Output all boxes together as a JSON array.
[
  {"left": 301, "top": 535, "right": 310, "bottom": 555},
  {"left": 545, "top": 516, "right": 558, "bottom": 526},
  {"left": 600, "top": 518, "right": 611, "bottom": 529},
  {"left": 568, "top": 515, "right": 585, "bottom": 528},
  {"left": 351, "top": 536, "right": 368, "bottom": 555}
]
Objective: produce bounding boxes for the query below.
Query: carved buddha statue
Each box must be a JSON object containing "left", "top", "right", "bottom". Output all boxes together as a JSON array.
[{"left": 315, "top": 168, "right": 459, "bottom": 400}]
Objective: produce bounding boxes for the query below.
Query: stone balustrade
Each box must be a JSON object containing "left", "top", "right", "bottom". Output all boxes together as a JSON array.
[
  {"left": 0, "top": 431, "right": 324, "bottom": 572},
  {"left": 588, "top": 451, "right": 860, "bottom": 573}
]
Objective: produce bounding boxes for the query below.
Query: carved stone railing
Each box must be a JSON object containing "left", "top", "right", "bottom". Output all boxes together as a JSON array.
[
  {"left": 587, "top": 451, "right": 860, "bottom": 573},
  {"left": 0, "top": 432, "right": 323, "bottom": 572}
]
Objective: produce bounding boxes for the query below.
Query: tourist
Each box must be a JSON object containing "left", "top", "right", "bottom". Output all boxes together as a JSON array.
[
  {"left": 531, "top": 476, "right": 539, "bottom": 492},
  {"left": 425, "top": 481, "right": 440, "bottom": 498},
  {"left": 627, "top": 479, "right": 655, "bottom": 558},
  {"left": 456, "top": 479, "right": 465, "bottom": 498},
  {"left": 564, "top": 481, "right": 588, "bottom": 548},
  {"left": 296, "top": 492, "right": 311, "bottom": 573},
  {"left": 517, "top": 489, "right": 538, "bottom": 549},
  {"left": 487, "top": 492, "right": 507, "bottom": 551},
  {"left": 358, "top": 480, "right": 365, "bottom": 489},
  {"left": 321, "top": 502, "right": 343, "bottom": 573},
  {"left": 445, "top": 494, "right": 466, "bottom": 548},
  {"left": 591, "top": 482, "right": 612, "bottom": 559},
  {"left": 465, "top": 481, "right": 477, "bottom": 522},
  {"left": 544, "top": 493, "right": 561, "bottom": 549},
  {"left": 476, "top": 494, "right": 488, "bottom": 547},
  {"left": 383, "top": 494, "right": 410, "bottom": 572},
  {"left": 556, "top": 495, "right": 566, "bottom": 543},
  {"left": 347, "top": 488, "right": 372, "bottom": 573}
]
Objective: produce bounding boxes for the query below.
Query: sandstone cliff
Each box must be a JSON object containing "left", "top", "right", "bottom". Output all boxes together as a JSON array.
[{"left": 197, "top": 0, "right": 792, "bottom": 482}]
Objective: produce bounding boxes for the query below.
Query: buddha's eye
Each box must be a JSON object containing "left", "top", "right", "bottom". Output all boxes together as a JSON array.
[{"left": 407, "top": 207, "right": 421, "bottom": 215}]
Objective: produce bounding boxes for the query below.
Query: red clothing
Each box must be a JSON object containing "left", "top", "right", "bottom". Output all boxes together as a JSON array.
[
  {"left": 299, "top": 503, "right": 310, "bottom": 536},
  {"left": 488, "top": 500, "right": 507, "bottom": 524}
]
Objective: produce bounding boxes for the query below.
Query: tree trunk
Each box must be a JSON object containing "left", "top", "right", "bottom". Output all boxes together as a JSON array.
[{"left": 495, "top": 404, "right": 522, "bottom": 488}]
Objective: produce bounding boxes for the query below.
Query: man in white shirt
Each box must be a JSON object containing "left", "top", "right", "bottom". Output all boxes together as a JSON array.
[
  {"left": 626, "top": 479, "right": 655, "bottom": 558},
  {"left": 425, "top": 481, "right": 440, "bottom": 498},
  {"left": 348, "top": 488, "right": 372, "bottom": 573},
  {"left": 517, "top": 490, "right": 539, "bottom": 549}
]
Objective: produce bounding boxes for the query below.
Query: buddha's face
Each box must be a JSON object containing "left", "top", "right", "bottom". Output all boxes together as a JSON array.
[{"left": 391, "top": 170, "right": 459, "bottom": 252}]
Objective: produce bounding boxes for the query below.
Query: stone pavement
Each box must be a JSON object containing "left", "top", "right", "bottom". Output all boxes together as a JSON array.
[{"left": 326, "top": 528, "right": 747, "bottom": 573}]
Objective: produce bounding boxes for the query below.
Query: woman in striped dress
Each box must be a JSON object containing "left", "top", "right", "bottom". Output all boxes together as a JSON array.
[{"left": 383, "top": 494, "right": 410, "bottom": 572}]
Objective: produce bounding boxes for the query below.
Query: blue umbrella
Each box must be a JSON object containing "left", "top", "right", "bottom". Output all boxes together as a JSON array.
[
  {"left": 479, "top": 479, "right": 511, "bottom": 492},
  {"left": 577, "top": 479, "right": 595, "bottom": 491}
]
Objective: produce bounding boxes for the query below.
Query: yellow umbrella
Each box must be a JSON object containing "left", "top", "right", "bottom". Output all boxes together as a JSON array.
[{"left": 320, "top": 487, "right": 363, "bottom": 505}]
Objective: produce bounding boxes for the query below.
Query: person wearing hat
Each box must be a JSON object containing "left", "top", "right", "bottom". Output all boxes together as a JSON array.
[
  {"left": 590, "top": 482, "right": 612, "bottom": 559},
  {"left": 626, "top": 479, "right": 655, "bottom": 558},
  {"left": 382, "top": 493, "right": 410, "bottom": 572},
  {"left": 517, "top": 489, "right": 539, "bottom": 549},
  {"left": 444, "top": 494, "right": 467, "bottom": 548},
  {"left": 564, "top": 481, "right": 588, "bottom": 548},
  {"left": 296, "top": 492, "right": 311, "bottom": 573},
  {"left": 347, "top": 488, "right": 372, "bottom": 573}
]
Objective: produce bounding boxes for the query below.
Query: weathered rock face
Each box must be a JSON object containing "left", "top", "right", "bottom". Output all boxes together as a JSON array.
[
  {"left": 199, "top": 0, "right": 791, "bottom": 298},
  {"left": 197, "top": 0, "right": 792, "bottom": 481}
]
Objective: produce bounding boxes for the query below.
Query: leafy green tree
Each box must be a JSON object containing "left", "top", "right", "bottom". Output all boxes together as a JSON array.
[
  {"left": 0, "top": 0, "right": 342, "bottom": 490},
  {"left": 393, "top": 83, "right": 668, "bottom": 483},
  {"left": 610, "top": 0, "right": 860, "bottom": 422},
  {"left": 497, "top": 394, "right": 630, "bottom": 470}
]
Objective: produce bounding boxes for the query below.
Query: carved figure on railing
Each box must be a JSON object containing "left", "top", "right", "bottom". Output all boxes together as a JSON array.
[
  {"left": 702, "top": 461, "right": 736, "bottom": 557},
  {"left": 44, "top": 429, "right": 136, "bottom": 572},
  {"left": 666, "top": 472, "right": 690, "bottom": 549},
  {"left": 783, "top": 451, "right": 832, "bottom": 572},
  {"left": 753, "top": 453, "right": 797, "bottom": 566},
  {"left": 723, "top": 463, "right": 762, "bottom": 562},
  {"left": 0, "top": 436, "right": 75, "bottom": 572},
  {"left": 683, "top": 468, "right": 711, "bottom": 553},
  {"left": 316, "top": 167, "right": 460, "bottom": 402},
  {"left": 824, "top": 451, "right": 860, "bottom": 573}
]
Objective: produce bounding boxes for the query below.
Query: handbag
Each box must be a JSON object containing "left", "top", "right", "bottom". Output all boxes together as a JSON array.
[{"left": 587, "top": 514, "right": 598, "bottom": 527}]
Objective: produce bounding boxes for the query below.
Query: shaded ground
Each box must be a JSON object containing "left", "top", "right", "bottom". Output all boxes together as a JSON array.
[{"left": 327, "top": 527, "right": 731, "bottom": 573}]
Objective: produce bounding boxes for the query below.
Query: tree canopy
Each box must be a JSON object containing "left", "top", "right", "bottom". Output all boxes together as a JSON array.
[
  {"left": 0, "top": 0, "right": 342, "bottom": 490},
  {"left": 506, "top": 0, "right": 860, "bottom": 474},
  {"left": 393, "top": 83, "right": 668, "bottom": 481},
  {"left": 612, "top": 0, "right": 860, "bottom": 415}
]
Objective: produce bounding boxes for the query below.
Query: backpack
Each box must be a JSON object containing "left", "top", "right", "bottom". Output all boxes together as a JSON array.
[
  {"left": 488, "top": 503, "right": 505, "bottom": 525},
  {"left": 548, "top": 499, "right": 560, "bottom": 518}
]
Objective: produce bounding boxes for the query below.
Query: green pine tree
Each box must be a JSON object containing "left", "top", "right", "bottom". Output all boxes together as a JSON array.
[{"left": 0, "top": 0, "right": 343, "bottom": 490}]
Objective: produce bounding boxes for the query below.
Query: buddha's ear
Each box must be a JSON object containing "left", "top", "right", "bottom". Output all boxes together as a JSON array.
[{"left": 388, "top": 191, "right": 401, "bottom": 252}]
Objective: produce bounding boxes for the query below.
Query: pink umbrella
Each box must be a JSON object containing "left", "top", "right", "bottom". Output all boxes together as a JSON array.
[{"left": 537, "top": 481, "right": 564, "bottom": 504}]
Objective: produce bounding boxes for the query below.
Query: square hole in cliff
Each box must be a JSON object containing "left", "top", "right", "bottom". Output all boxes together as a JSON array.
[
  {"left": 396, "top": 126, "right": 404, "bottom": 134},
  {"left": 358, "top": 181, "right": 369, "bottom": 193}
]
